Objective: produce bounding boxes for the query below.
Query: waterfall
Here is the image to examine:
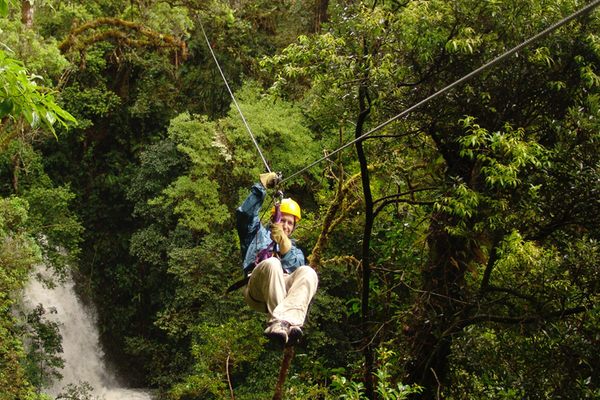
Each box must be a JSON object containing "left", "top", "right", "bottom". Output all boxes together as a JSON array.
[{"left": 22, "top": 265, "right": 152, "bottom": 400}]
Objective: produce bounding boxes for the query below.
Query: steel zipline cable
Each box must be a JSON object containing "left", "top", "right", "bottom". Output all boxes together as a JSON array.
[
  {"left": 199, "top": 19, "right": 272, "bottom": 173},
  {"left": 279, "top": 0, "right": 600, "bottom": 184}
]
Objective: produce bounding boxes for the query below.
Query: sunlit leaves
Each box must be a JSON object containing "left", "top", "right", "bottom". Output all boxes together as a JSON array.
[
  {"left": 529, "top": 46, "right": 555, "bottom": 67},
  {"left": 223, "top": 84, "right": 317, "bottom": 180},
  {"left": 459, "top": 117, "right": 546, "bottom": 189},
  {"left": 436, "top": 182, "right": 481, "bottom": 220},
  {"left": 446, "top": 27, "right": 483, "bottom": 54},
  {"left": 580, "top": 64, "right": 600, "bottom": 88},
  {"left": 153, "top": 113, "right": 228, "bottom": 234},
  {"left": 494, "top": 230, "right": 543, "bottom": 274},
  {"left": 0, "top": 0, "right": 14, "bottom": 17},
  {"left": 0, "top": 50, "right": 76, "bottom": 135},
  {"left": 392, "top": 0, "right": 454, "bottom": 64},
  {"left": 329, "top": 348, "right": 422, "bottom": 399},
  {"left": 169, "top": 318, "right": 266, "bottom": 399},
  {"left": 263, "top": 32, "right": 348, "bottom": 90}
]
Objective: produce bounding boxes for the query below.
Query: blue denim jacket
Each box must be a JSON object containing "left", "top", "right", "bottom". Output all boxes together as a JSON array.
[{"left": 236, "top": 183, "right": 305, "bottom": 275}]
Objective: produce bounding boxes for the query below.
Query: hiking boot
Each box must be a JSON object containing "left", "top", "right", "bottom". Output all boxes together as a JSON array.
[
  {"left": 287, "top": 324, "right": 303, "bottom": 346},
  {"left": 264, "top": 320, "right": 288, "bottom": 345}
]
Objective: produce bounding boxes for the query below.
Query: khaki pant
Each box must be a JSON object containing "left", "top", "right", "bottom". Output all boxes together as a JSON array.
[{"left": 244, "top": 257, "right": 318, "bottom": 326}]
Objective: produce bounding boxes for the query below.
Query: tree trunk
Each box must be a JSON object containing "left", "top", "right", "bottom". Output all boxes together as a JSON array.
[
  {"left": 355, "top": 84, "right": 375, "bottom": 399},
  {"left": 405, "top": 212, "right": 469, "bottom": 399},
  {"left": 11, "top": 153, "right": 20, "bottom": 194},
  {"left": 21, "top": 0, "right": 34, "bottom": 28},
  {"left": 314, "top": 0, "right": 329, "bottom": 32}
]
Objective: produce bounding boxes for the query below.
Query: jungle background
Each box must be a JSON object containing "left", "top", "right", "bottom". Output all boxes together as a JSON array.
[{"left": 1, "top": 0, "right": 599, "bottom": 399}]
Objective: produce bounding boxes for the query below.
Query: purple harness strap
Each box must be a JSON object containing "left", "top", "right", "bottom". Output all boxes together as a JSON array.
[{"left": 255, "top": 201, "right": 281, "bottom": 264}]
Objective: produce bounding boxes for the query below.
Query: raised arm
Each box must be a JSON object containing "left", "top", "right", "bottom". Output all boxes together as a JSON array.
[{"left": 236, "top": 183, "right": 267, "bottom": 260}]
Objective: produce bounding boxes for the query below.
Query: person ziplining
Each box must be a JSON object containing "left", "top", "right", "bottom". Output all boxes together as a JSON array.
[
  {"left": 199, "top": 19, "right": 319, "bottom": 347},
  {"left": 199, "top": 1, "right": 600, "bottom": 396},
  {"left": 235, "top": 172, "right": 318, "bottom": 345}
]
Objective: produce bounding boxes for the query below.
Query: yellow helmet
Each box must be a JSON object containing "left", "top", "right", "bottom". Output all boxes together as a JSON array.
[{"left": 272, "top": 198, "right": 301, "bottom": 222}]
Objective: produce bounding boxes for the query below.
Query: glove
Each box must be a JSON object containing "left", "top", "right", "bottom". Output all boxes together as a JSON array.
[
  {"left": 270, "top": 222, "right": 291, "bottom": 255},
  {"left": 260, "top": 172, "right": 279, "bottom": 188}
]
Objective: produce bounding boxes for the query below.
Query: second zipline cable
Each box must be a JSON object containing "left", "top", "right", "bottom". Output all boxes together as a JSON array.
[{"left": 280, "top": 0, "right": 600, "bottom": 184}]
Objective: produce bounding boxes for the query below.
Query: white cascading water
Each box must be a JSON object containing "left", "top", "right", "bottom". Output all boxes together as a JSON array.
[{"left": 22, "top": 265, "right": 152, "bottom": 400}]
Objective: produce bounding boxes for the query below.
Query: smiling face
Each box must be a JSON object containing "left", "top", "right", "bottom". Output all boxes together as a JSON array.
[{"left": 280, "top": 213, "right": 296, "bottom": 236}]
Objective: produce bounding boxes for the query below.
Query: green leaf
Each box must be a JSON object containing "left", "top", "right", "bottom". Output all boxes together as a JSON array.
[
  {"left": 31, "top": 109, "right": 40, "bottom": 127},
  {"left": 0, "top": 97, "right": 13, "bottom": 118},
  {"left": 23, "top": 107, "right": 33, "bottom": 125},
  {"left": 0, "top": 0, "right": 8, "bottom": 17},
  {"left": 45, "top": 110, "right": 56, "bottom": 126}
]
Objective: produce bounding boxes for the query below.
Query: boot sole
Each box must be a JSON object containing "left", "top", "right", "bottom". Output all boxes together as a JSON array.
[
  {"left": 266, "top": 331, "right": 288, "bottom": 347},
  {"left": 287, "top": 327, "right": 303, "bottom": 346}
]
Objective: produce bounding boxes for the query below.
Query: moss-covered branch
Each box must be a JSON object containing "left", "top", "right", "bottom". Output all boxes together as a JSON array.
[
  {"left": 59, "top": 17, "right": 188, "bottom": 62},
  {"left": 308, "top": 171, "right": 362, "bottom": 272}
]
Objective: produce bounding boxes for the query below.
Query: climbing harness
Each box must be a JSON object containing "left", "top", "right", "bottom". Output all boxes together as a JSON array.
[
  {"left": 255, "top": 190, "right": 284, "bottom": 264},
  {"left": 225, "top": 190, "right": 284, "bottom": 293},
  {"left": 280, "top": 0, "right": 600, "bottom": 184}
]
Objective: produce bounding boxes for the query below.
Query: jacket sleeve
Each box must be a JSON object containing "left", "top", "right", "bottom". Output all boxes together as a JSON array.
[{"left": 236, "top": 183, "right": 266, "bottom": 260}]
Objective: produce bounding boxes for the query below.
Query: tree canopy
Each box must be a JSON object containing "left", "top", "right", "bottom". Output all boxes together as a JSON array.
[{"left": 1, "top": 0, "right": 599, "bottom": 399}]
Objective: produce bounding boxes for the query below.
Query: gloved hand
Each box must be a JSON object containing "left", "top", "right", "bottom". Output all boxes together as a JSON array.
[
  {"left": 260, "top": 172, "right": 279, "bottom": 188},
  {"left": 270, "top": 222, "right": 291, "bottom": 255}
]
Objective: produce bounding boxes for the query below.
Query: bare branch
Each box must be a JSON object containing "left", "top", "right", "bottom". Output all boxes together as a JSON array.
[
  {"left": 373, "top": 187, "right": 436, "bottom": 206},
  {"left": 226, "top": 352, "right": 235, "bottom": 400},
  {"left": 373, "top": 188, "right": 436, "bottom": 218}
]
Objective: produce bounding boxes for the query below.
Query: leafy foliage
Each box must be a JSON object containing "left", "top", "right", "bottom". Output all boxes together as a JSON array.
[
  {"left": 169, "top": 318, "right": 266, "bottom": 399},
  {"left": 0, "top": 197, "right": 41, "bottom": 400},
  {"left": 0, "top": 49, "right": 76, "bottom": 135},
  {"left": 1, "top": 0, "right": 599, "bottom": 399},
  {"left": 0, "top": 2, "right": 80, "bottom": 398},
  {"left": 330, "top": 349, "right": 422, "bottom": 400},
  {"left": 260, "top": 0, "right": 600, "bottom": 398},
  {"left": 22, "top": 304, "right": 64, "bottom": 392}
]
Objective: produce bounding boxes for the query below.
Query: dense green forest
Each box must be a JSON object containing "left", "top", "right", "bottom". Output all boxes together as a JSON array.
[{"left": 1, "top": 0, "right": 599, "bottom": 399}]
